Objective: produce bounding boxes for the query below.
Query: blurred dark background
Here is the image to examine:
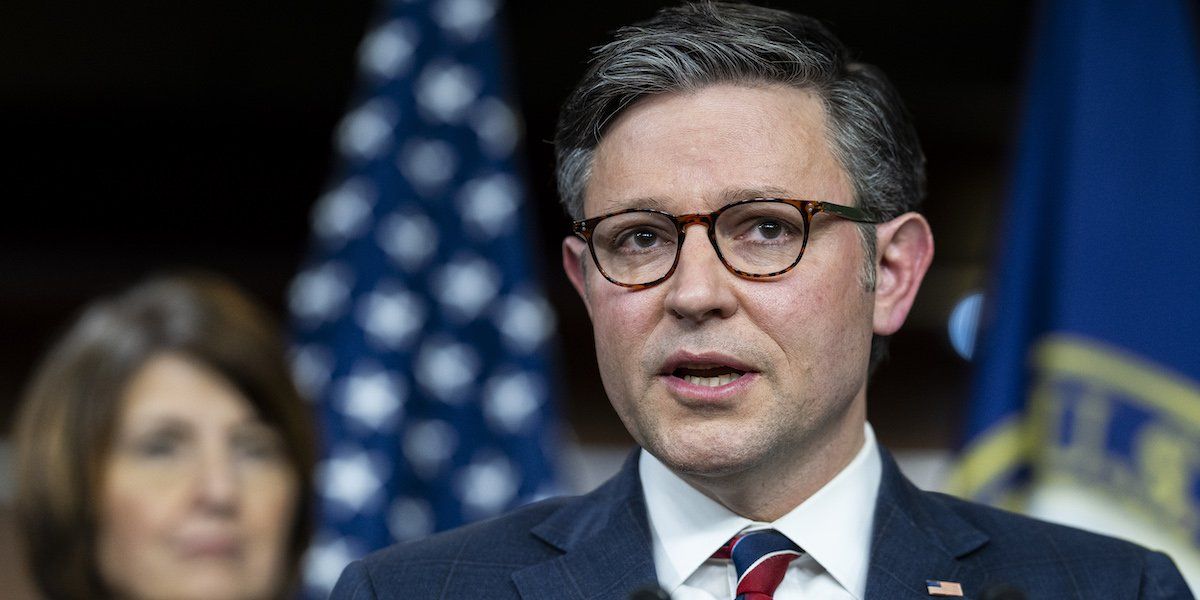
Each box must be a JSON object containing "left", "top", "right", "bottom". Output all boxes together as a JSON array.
[{"left": 0, "top": 0, "right": 1033, "bottom": 450}]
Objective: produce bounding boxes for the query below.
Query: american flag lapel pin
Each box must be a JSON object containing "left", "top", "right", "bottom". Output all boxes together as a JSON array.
[{"left": 926, "top": 580, "right": 964, "bottom": 597}]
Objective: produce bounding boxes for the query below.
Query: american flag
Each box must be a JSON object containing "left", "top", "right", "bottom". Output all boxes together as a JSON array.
[
  {"left": 926, "top": 580, "right": 964, "bottom": 597},
  {"left": 287, "top": 0, "right": 561, "bottom": 595}
]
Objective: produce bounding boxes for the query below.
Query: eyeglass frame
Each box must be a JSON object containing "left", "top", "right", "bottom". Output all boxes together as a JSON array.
[{"left": 571, "top": 197, "right": 882, "bottom": 289}]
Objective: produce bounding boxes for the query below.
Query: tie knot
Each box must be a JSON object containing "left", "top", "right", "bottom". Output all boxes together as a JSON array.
[{"left": 725, "top": 529, "right": 802, "bottom": 600}]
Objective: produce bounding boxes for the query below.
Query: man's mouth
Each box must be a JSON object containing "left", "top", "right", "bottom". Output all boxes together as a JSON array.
[
  {"left": 660, "top": 351, "right": 756, "bottom": 391},
  {"left": 672, "top": 365, "right": 746, "bottom": 387}
]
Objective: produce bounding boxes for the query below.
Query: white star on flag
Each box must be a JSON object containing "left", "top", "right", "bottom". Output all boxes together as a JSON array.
[
  {"left": 337, "top": 99, "right": 398, "bottom": 160},
  {"left": 470, "top": 97, "right": 519, "bottom": 158},
  {"left": 398, "top": 137, "right": 458, "bottom": 194},
  {"left": 458, "top": 172, "right": 519, "bottom": 239},
  {"left": 359, "top": 19, "right": 419, "bottom": 78},
  {"left": 320, "top": 448, "right": 386, "bottom": 514},
  {"left": 456, "top": 452, "right": 519, "bottom": 519},
  {"left": 357, "top": 287, "right": 425, "bottom": 349},
  {"left": 290, "top": 344, "right": 334, "bottom": 400},
  {"left": 493, "top": 290, "right": 555, "bottom": 353},
  {"left": 415, "top": 338, "right": 481, "bottom": 403},
  {"left": 303, "top": 537, "right": 362, "bottom": 595},
  {"left": 416, "top": 60, "right": 480, "bottom": 123},
  {"left": 403, "top": 419, "right": 459, "bottom": 479},
  {"left": 339, "top": 366, "right": 405, "bottom": 429},
  {"left": 377, "top": 211, "right": 439, "bottom": 272},
  {"left": 483, "top": 371, "right": 543, "bottom": 433},
  {"left": 313, "top": 178, "right": 375, "bottom": 244},
  {"left": 433, "top": 254, "right": 500, "bottom": 322},
  {"left": 432, "top": 0, "right": 497, "bottom": 41},
  {"left": 290, "top": 262, "right": 353, "bottom": 323}
]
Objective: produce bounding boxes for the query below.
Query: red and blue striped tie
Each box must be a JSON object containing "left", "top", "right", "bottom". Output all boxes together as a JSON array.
[{"left": 713, "top": 529, "right": 803, "bottom": 600}]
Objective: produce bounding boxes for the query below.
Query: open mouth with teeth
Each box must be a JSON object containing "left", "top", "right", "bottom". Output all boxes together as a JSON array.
[{"left": 673, "top": 366, "right": 746, "bottom": 387}]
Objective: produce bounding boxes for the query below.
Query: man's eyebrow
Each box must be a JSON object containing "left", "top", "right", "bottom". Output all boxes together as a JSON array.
[
  {"left": 593, "top": 196, "right": 672, "bottom": 214},
  {"left": 718, "top": 186, "right": 795, "bottom": 203},
  {"left": 591, "top": 186, "right": 796, "bottom": 215}
]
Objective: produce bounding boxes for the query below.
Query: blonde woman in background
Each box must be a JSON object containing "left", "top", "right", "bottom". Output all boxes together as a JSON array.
[{"left": 13, "top": 274, "right": 316, "bottom": 600}]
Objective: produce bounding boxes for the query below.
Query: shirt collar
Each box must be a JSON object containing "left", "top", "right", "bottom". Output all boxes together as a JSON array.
[{"left": 640, "top": 423, "right": 882, "bottom": 599}]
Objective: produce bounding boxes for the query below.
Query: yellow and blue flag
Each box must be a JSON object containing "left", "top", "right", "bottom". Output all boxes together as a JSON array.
[
  {"left": 952, "top": 0, "right": 1200, "bottom": 588},
  {"left": 287, "top": 1, "right": 561, "bottom": 596}
]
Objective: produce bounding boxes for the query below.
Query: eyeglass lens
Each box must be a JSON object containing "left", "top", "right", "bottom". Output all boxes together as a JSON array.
[{"left": 589, "top": 201, "right": 808, "bottom": 285}]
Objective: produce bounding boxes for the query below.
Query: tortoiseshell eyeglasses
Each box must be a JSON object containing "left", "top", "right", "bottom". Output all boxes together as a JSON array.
[{"left": 572, "top": 198, "right": 879, "bottom": 289}]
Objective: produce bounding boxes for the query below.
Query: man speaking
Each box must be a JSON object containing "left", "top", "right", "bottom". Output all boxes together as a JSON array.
[{"left": 331, "top": 3, "right": 1191, "bottom": 598}]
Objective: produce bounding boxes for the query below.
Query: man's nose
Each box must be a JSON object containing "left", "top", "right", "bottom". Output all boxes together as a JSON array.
[{"left": 662, "top": 224, "right": 738, "bottom": 321}]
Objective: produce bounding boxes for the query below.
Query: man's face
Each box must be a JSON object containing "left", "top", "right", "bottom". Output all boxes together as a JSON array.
[{"left": 564, "top": 84, "right": 879, "bottom": 482}]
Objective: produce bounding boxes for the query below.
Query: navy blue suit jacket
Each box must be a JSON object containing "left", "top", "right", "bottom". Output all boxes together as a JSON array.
[{"left": 330, "top": 448, "right": 1193, "bottom": 599}]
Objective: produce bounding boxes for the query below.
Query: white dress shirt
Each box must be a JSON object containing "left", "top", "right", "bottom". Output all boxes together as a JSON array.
[{"left": 639, "top": 423, "right": 882, "bottom": 600}]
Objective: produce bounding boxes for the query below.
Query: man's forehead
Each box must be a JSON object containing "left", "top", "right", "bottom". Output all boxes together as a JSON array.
[
  {"left": 599, "top": 84, "right": 826, "bottom": 142},
  {"left": 577, "top": 83, "right": 856, "bottom": 223}
]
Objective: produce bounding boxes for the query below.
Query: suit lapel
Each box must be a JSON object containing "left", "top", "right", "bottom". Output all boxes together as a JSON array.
[
  {"left": 512, "top": 451, "right": 658, "bottom": 600},
  {"left": 866, "top": 449, "right": 990, "bottom": 600},
  {"left": 511, "top": 446, "right": 992, "bottom": 599}
]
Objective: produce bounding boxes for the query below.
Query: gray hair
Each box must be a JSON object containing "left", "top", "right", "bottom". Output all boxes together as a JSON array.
[{"left": 554, "top": 1, "right": 926, "bottom": 373}]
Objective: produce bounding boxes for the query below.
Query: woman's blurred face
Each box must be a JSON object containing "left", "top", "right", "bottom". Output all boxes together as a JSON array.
[{"left": 97, "top": 353, "right": 298, "bottom": 600}]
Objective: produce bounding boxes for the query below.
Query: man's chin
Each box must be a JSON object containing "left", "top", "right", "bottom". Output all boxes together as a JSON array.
[{"left": 646, "top": 436, "right": 761, "bottom": 479}]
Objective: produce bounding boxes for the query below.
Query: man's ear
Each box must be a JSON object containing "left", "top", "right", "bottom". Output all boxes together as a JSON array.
[
  {"left": 562, "top": 236, "right": 592, "bottom": 316},
  {"left": 872, "top": 213, "right": 934, "bottom": 336}
]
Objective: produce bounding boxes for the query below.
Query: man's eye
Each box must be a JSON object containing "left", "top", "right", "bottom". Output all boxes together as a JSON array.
[
  {"left": 616, "top": 228, "right": 666, "bottom": 251},
  {"left": 631, "top": 230, "right": 660, "bottom": 248},
  {"left": 756, "top": 220, "right": 784, "bottom": 239},
  {"left": 742, "top": 218, "right": 798, "bottom": 242}
]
